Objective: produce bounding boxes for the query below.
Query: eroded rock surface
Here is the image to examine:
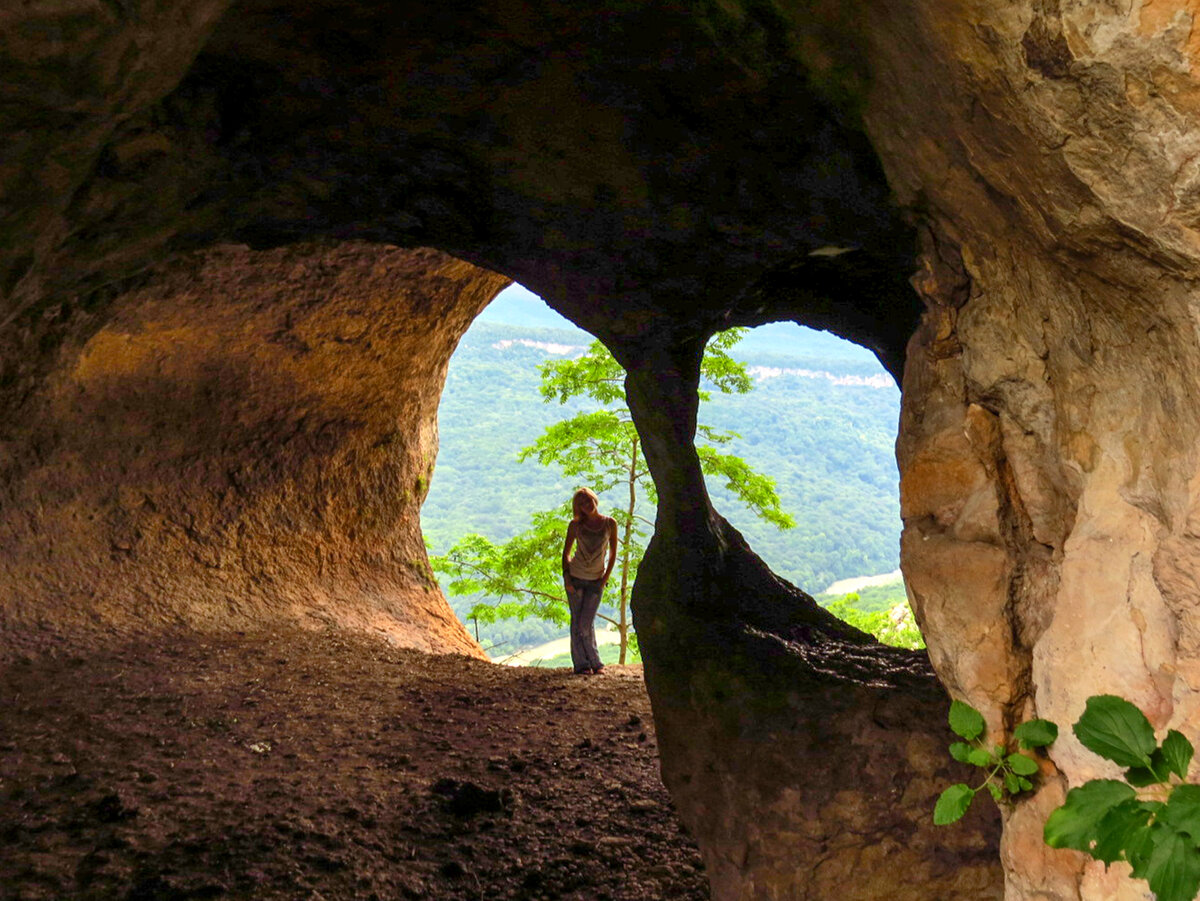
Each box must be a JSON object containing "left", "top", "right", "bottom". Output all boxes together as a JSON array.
[
  {"left": 862, "top": 1, "right": 1200, "bottom": 897},
  {"left": 0, "top": 243, "right": 502, "bottom": 656},
  {"left": 611, "top": 341, "right": 1003, "bottom": 898}
]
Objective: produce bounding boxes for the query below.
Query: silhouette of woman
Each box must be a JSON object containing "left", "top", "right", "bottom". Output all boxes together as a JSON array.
[{"left": 561, "top": 488, "right": 617, "bottom": 675}]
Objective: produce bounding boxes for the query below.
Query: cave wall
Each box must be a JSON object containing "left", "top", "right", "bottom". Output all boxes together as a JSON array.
[
  {"left": 0, "top": 4, "right": 997, "bottom": 892},
  {"left": 0, "top": 0, "right": 922, "bottom": 382},
  {"left": 857, "top": 0, "right": 1200, "bottom": 897},
  {"left": 0, "top": 242, "right": 502, "bottom": 656}
]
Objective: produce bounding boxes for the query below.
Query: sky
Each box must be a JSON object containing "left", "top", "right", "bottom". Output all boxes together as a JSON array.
[{"left": 476, "top": 284, "right": 888, "bottom": 369}]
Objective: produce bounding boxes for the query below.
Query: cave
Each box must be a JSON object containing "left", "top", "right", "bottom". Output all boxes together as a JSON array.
[{"left": 5, "top": 1, "right": 1199, "bottom": 898}]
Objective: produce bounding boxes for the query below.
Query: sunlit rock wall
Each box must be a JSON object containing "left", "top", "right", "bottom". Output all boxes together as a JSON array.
[
  {"left": 0, "top": 243, "right": 502, "bottom": 657},
  {"left": 861, "top": 1, "right": 1200, "bottom": 896}
]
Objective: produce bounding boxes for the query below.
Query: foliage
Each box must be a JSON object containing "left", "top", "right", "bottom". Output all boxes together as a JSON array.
[
  {"left": 933, "top": 700, "right": 1057, "bottom": 825},
  {"left": 816, "top": 578, "right": 906, "bottom": 613},
  {"left": 431, "top": 329, "right": 794, "bottom": 663},
  {"left": 823, "top": 592, "right": 924, "bottom": 649},
  {"left": 433, "top": 507, "right": 571, "bottom": 628},
  {"left": 936, "top": 694, "right": 1200, "bottom": 901},
  {"left": 1043, "top": 695, "right": 1200, "bottom": 901},
  {"left": 423, "top": 319, "right": 903, "bottom": 651}
]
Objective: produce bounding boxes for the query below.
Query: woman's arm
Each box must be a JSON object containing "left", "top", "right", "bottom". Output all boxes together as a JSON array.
[
  {"left": 602, "top": 517, "right": 618, "bottom": 583},
  {"left": 562, "top": 521, "right": 576, "bottom": 594}
]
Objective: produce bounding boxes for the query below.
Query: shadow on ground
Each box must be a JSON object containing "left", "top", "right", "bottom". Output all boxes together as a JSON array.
[{"left": 0, "top": 628, "right": 706, "bottom": 900}]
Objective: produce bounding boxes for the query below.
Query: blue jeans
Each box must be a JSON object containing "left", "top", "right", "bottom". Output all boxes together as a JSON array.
[{"left": 568, "top": 577, "right": 604, "bottom": 672}]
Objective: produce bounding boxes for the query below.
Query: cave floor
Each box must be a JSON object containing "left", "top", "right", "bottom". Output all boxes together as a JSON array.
[{"left": 0, "top": 627, "right": 707, "bottom": 900}]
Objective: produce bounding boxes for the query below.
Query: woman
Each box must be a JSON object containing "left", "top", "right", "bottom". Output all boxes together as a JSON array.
[{"left": 562, "top": 487, "right": 618, "bottom": 675}]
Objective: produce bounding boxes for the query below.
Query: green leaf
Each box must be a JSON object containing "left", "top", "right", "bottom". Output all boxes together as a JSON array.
[
  {"left": 967, "top": 747, "right": 994, "bottom": 768},
  {"left": 934, "top": 784, "right": 976, "bottom": 825},
  {"left": 949, "top": 742, "right": 973, "bottom": 764},
  {"left": 986, "top": 782, "right": 1002, "bottom": 802},
  {"left": 1014, "top": 718, "right": 1059, "bottom": 750},
  {"left": 1145, "top": 826, "right": 1200, "bottom": 901},
  {"left": 1004, "top": 772, "right": 1020, "bottom": 795},
  {"left": 695, "top": 445, "right": 794, "bottom": 530},
  {"left": 536, "top": 340, "right": 628, "bottom": 406},
  {"left": 1127, "top": 763, "right": 1168, "bottom": 788},
  {"left": 1162, "top": 785, "right": 1200, "bottom": 845},
  {"left": 1130, "top": 818, "right": 1169, "bottom": 879},
  {"left": 1044, "top": 780, "right": 1138, "bottom": 851},
  {"left": 1132, "top": 739, "right": 1190, "bottom": 787},
  {"left": 1128, "top": 744, "right": 1185, "bottom": 786},
  {"left": 949, "top": 700, "right": 986, "bottom": 741},
  {"left": 1017, "top": 777, "right": 1033, "bottom": 792},
  {"left": 1074, "top": 695, "right": 1157, "bottom": 769},
  {"left": 1162, "top": 730, "right": 1195, "bottom": 782},
  {"left": 1007, "top": 753, "right": 1039, "bottom": 776},
  {"left": 700, "top": 329, "right": 754, "bottom": 395},
  {"left": 1091, "top": 799, "right": 1158, "bottom": 865}
]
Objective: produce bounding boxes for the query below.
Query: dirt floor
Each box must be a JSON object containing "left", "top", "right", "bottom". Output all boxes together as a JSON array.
[{"left": 0, "top": 627, "right": 708, "bottom": 900}]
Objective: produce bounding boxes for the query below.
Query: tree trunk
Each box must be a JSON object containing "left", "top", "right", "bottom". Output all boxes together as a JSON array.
[{"left": 618, "top": 433, "right": 639, "bottom": 664}]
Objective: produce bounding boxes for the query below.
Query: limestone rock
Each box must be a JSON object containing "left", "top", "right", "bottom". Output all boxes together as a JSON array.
[{"left": 866, "top": 2, "right": 1200, "bottom": 896}]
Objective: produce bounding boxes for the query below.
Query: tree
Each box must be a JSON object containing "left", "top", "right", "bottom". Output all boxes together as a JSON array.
[
  {"left": 431, "top": 329, "right": 794, "bottom": 663},
  {"left": 823, "top": 592, "right": 925, "bottom": 649}
]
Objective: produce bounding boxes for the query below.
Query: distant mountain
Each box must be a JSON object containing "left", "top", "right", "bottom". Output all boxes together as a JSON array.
[
  {"left": 425, "top": 285, "right": 902, "bottom": 651},
  {"left": 478, "top": 284, "right": 880, "bottom": 365}
]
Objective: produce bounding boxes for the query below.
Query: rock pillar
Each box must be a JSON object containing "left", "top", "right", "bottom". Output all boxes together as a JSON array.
[
  {"left": 621, "top": 336, "right": 1003, "bottom": 899},
  {"left": 899, "top": 226, "right": 1200, "bottom": 900}
]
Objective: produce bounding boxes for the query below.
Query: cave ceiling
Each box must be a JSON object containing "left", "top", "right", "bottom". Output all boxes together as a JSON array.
[{"left": 1, "top": 0, "right": 921, "bottom": 388}]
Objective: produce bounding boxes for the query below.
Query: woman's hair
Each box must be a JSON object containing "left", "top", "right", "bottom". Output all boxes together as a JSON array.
[{"left": 571, "top": 487, "right": 600, "bottom": 522}]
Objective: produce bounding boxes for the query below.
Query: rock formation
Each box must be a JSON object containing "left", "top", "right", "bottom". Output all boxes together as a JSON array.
[
  {"left": 5, "top": 0, "right": 1200, "bottom": 897},
  {"left": 867, "top": 2, "right": 1200, "bottom": 897},
  {"left": 0, "top": 242, "right": 502, "bottom": 656}
]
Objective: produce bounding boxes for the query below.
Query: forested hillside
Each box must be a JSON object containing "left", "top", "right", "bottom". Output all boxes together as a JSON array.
[{"left": 422, "top": 287, "right": 904, "bottom": 652}]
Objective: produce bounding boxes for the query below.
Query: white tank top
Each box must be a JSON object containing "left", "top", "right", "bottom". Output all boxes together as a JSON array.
[{"left": 569, "top": 519, "right": 610, "bottom": 579}]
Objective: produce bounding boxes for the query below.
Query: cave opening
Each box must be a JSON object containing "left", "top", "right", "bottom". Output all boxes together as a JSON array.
[{"left": 423, "top": 281, "right": 919, "bottom": 663}]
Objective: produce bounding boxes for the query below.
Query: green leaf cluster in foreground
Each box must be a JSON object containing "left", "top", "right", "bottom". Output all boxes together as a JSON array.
[
  {"left": 1044, "top": 695, "right": 1200, "bottom": 901},
  {"left": 937, "top": 694, "right": 1200, "bottom": 901},
  {"left": 934, "top": 700, "right": 1056, "bottom": 825}
]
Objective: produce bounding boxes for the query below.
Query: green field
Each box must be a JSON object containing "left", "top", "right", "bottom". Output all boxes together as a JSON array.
[{"left": 516, "top": 644, "right": 643, "bottom": 669}]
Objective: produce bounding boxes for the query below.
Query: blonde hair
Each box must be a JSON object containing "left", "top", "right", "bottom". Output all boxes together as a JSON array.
[{"left": 571, "top": 487, "right": 599, "bottom": 522}]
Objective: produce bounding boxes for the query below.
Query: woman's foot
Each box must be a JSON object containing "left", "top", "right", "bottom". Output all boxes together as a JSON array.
[{"left": 591, "top": 666, "right": 605, "bottom": 675}]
